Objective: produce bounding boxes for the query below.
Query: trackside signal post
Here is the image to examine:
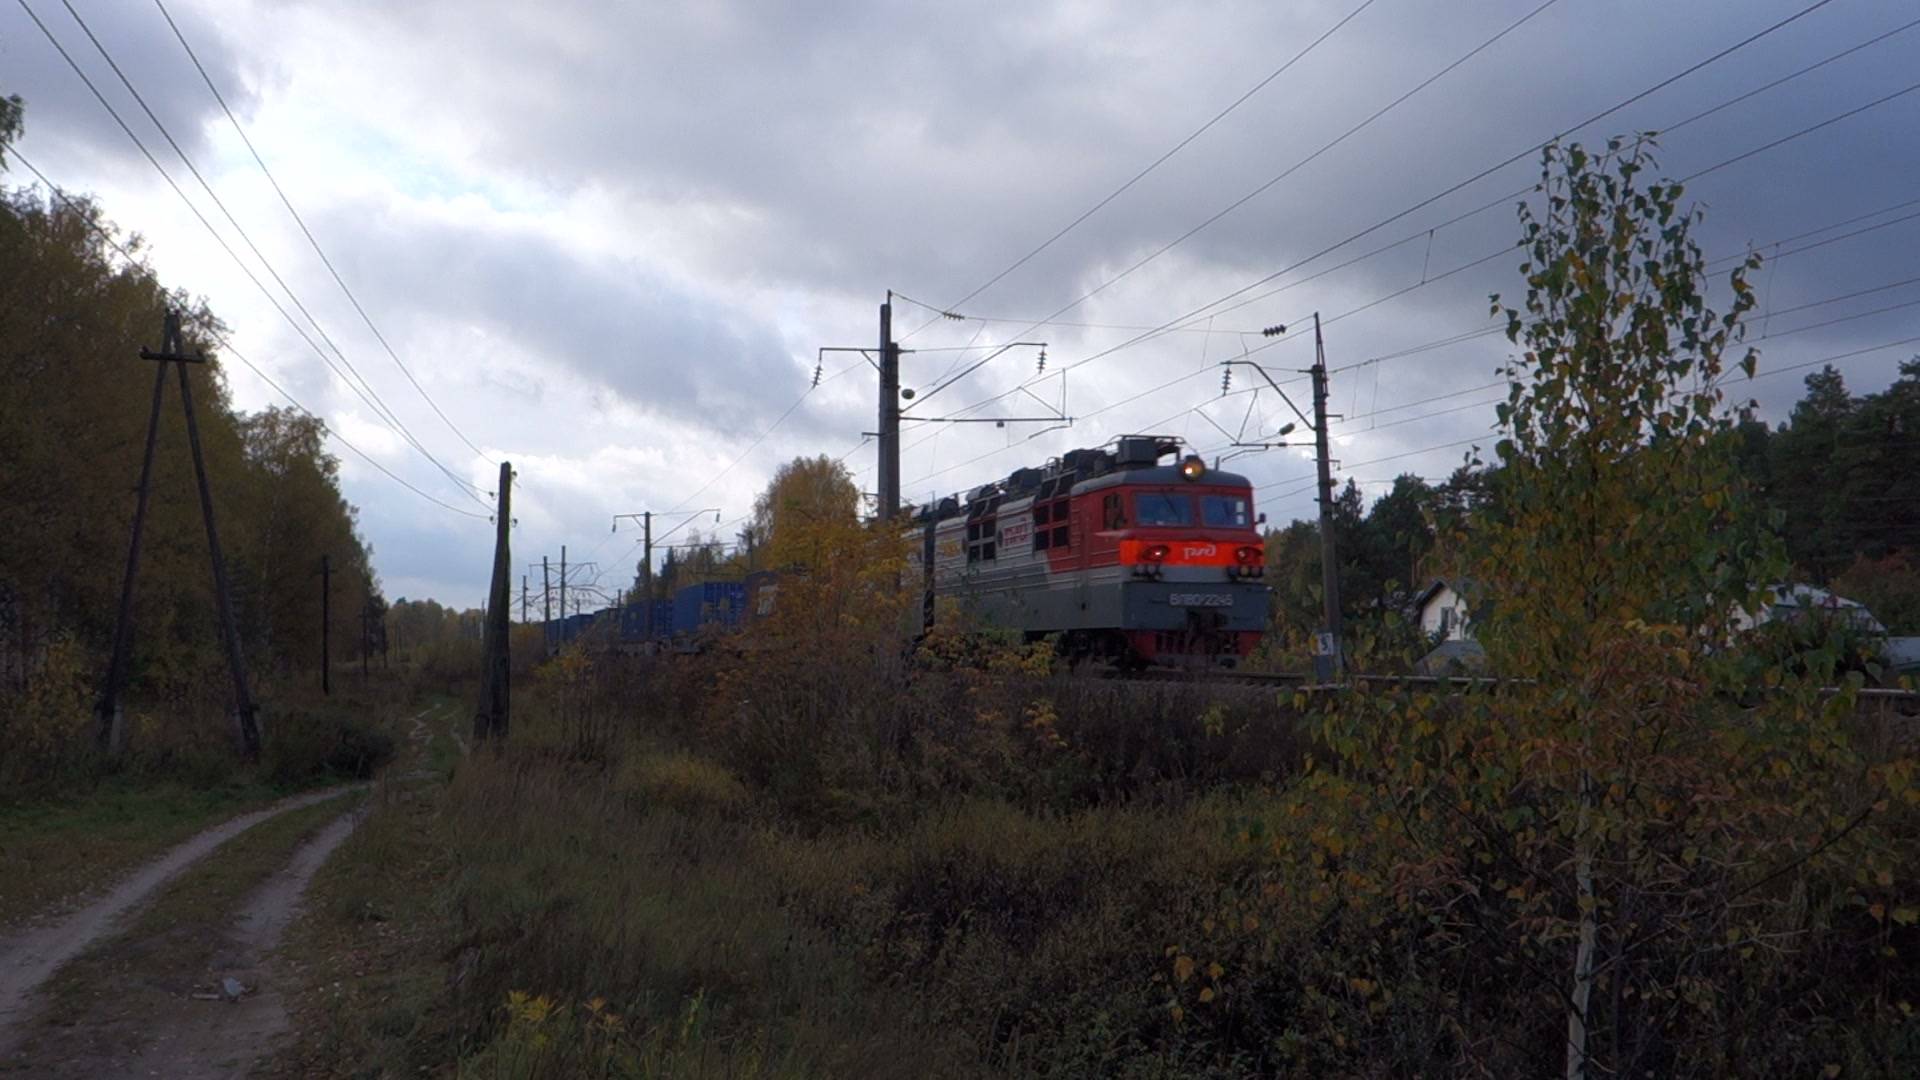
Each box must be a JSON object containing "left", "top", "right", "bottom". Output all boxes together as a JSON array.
[
  {"left": 1222, "top": 312, "right": 1344, "bottom": 681},
  {"left": 96, "top": 311, "right": 262, "bottom": 758}
]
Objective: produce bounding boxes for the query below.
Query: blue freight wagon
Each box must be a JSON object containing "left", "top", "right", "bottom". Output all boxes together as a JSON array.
[
  {"left": 617, "top": 600, "right": 675, "bottom": 643},
  {"left": 672, "top": 582, "right": 747, "bottom": 635},
  {"left": 544, "top": 610, "right": 598, "bottom": 650}
]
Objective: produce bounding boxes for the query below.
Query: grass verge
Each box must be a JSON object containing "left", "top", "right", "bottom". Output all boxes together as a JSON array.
[
  {"left": 0, "top": 778, "right": 289, "bottom": 931},
  {"left": 0, "top": 689, "right": 402, "bottom": 932}
]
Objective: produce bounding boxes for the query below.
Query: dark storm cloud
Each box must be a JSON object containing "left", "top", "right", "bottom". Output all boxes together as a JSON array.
[
  {"left": 298, "top": 194, "right": 809, "bottom": 441},
  {"left": 0, "top": 0, "right": 254, "bottom": 172},
  {"left": 300, "top": 1, "right": 1918, "bottom": 325},
  {"left": 7, "top": 0, "right": 1919, "bottom": 595}
]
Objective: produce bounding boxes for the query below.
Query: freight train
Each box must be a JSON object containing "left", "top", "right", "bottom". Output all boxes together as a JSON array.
[
  {"left": 915, "top": 434, "right": 1269, "bottom": 667},
  {"left": 603, "top": 436, "right": 1269, "bottom": 667}
]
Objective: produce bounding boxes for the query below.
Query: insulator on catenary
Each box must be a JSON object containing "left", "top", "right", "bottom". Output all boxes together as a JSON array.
[
  {"left": 1221, "top": 369, "right": 1232, "bottom": 395},
  {"left": 1036, "top": 348, "right": 1047, "bottom": 374}
]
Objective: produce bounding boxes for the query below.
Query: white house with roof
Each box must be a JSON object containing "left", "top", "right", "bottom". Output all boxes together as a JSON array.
[
  {"left": 1730, "top": 584, "right": 1887, "bottom": 635},
  {"left": 1415, "top": 578, "right": 1474, "bottom": 641}
]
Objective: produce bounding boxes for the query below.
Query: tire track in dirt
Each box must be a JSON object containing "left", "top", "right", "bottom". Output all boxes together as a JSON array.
[
  {"left": 0, "top": 784, "right": 359, "bottom": 1051},
  {"left": 0, "top": 702, "right": 445, "bottom": 1069},
  {"left": 27, "top": 804, "right": 371, "bottom": 1079}
]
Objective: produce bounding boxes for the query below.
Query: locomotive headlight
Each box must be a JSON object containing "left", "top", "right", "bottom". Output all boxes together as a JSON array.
[
  {"left": 1179, "top": 455, "right": 1206, "bottom": 481},
  {"left": 1145, "top": 544, "right": 1170, "bottom": 562},
  {"left": 1234, "top": 545, "right": 1260, "bottom": 565}
]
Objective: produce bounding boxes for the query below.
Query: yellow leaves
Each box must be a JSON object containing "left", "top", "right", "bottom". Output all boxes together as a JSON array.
[
  {"left": 1869, "top": 903, "right": 1886, "bottom": 923},
  {"left": 1207, "top": 961, "right": 1225, "bottom": 980},
  {"left": 1169, "top": 1004, "right": 1185, "bottom": 1023},
  {"left": 1173, "top": 955, "right": 1196, "bottom": 984},
  {"left": 1892, "top": 908, "right": 1918, "bottom": 927},
  {"left": 1348, "top": 976, "right": 1377, "bottom": 998},
  {"left": 1198, "top": 987, "right": 1216, "bottom": 1004}
]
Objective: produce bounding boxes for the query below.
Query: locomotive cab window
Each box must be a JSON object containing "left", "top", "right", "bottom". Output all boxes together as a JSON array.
[
  {"left": 1201, "top": 495, "right": 1251, "bottom": 527},
  {"left": 1102, "top": 493, "right": 1126, "bottom": 529},
  {"left": 1134, "top": 491, "right": 1194, "bottom": 527}
]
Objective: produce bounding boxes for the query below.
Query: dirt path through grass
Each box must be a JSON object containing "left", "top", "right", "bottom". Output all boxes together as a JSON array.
[
  {"left": 8, "top": 802, "right": 369, "bottom": 1078},
  {"left": 0, "top": 702, "right": 445, "bottom": 1073},
  {"left": 0, "top": 784, "right": 358, "bottom": 1049}
]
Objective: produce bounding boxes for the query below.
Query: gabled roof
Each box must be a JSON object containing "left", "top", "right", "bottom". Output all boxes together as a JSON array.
[{"left": 1413, "top": 577, "right": 1478, "bottom": 611}]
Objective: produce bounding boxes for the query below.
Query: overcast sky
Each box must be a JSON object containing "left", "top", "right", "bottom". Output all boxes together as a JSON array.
[{"left": 5, "top": 0, "right": 1917, "bottom": 608}]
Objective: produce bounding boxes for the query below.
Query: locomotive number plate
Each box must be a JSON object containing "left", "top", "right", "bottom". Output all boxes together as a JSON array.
[{"left": 1168, "top": 593, "right": 1233, "bottom": 607}]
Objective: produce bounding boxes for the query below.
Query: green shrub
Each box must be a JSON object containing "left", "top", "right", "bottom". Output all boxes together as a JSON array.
[{"left": 263, "top": 707, "right": 395, "bottom": 786}]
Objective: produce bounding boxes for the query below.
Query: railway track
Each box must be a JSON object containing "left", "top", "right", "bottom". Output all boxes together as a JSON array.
[{"left": 1108, "top": 665, "right": 1920, "bottom": 711}]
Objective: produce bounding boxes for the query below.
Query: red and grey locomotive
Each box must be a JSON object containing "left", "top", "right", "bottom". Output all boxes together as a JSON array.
[{"left": 916, "top": 435, "right": 1268, "bottom": 666}]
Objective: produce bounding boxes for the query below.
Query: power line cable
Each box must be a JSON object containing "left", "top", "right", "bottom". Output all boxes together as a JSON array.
[
  {"left": 7, "top": 150, "right": 488, "bottom": 521},
  {"left": 52, "top": 2, "right": 447, "bottom": 469},
  {"left": 931, "top": 0, "right": 1845, "bottom": 425},
  {"left": 151, "top": 0, "right": 498, "bottom": 467},
  {"left": 20, "top": 0, "right": 491, "bottom": 511},
  {"left": 913, "top": 0, "right": 1564, "bottom": 368},
  {"left": 900, "top": 0, "right": 1383, "bottom": 340}
]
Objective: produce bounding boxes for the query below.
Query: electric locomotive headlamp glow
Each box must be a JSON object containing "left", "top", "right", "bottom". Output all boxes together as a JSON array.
[{"left": 1178, "top": 455, "right": 1206, "bottom": 480}]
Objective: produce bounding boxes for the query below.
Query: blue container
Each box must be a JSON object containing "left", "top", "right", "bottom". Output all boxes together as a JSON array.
[
  {"left": 617, "top": 600, "right": 677, "bottom": 641},
  {"left": 672, "top": 581, "right": 747, "bottom": 634}
]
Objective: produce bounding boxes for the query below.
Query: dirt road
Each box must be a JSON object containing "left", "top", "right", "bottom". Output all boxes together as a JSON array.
[
  {"left": 0, "top": 702, "right": 445, "bottom": 1076},
  {"left": 0, "top": 784, "right": 358, "bottom": 1051}
]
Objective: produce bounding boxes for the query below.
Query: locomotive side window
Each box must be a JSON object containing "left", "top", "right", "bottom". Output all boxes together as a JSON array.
[
  {"left": 1201, "top": 495, "right": 1251, "bottom": 527},
  {"left": 1134, "top": 491, "right": 1194, "bottom": 526},
  {"left": 968, "top": 516, "right": 998, "bottom": 563},
  {"left": 1102, "top": 493, "right": 1126, "bottom": 529},
  {"left": 1034, "top": 499, "right": 1070, "bottom": 551}
]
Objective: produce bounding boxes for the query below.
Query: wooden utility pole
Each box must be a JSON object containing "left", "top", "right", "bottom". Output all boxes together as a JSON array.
[
  {"left": 475, "top": 461, "right": 512, "bottom": 742},
  {"left": 922, "top": 515, "right": 937, "bottom": 632},
  {"left": 320, "top": 554, "right": 331, "bottom": 696},
  {"left": 559, "top": 545, "right": 568, "bottom": 646},
  {"left": 542, "top": 555, "right": 552, "bottom": 650},
  {"left": 96, "top": 312, "right": 261, "bottom": 757},
  {"left": 877, "top": 294, "right": 901, "bottom": 522},
  {"left": 95, "top": 352, "right": 168, "bottom": 756},
  {"left": 1309, "top": 312, "right": 1344, "bottom": 681}
]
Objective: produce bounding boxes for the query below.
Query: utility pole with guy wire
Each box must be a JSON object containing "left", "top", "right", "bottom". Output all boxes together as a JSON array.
[{"left": 94, "top": 311, "right": 262, "bottom": 758}]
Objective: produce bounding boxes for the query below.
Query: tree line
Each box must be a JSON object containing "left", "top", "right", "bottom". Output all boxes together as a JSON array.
[
  {"left": 0, "top": 107, "right": 381, "bottom": 708},
  {"left": 1263, "top": 358, "right": 1920, "bottom": 654}
]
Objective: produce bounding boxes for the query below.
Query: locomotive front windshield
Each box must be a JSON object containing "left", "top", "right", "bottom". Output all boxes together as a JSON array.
[
  {"left": 1132, "top": 491, "right": 1254, "bottom": 527},
  {"left": 1201, "top": 494, "right": 1251, "bottom": 527},
  {"left": 1133, "top": 491, "right": 1194, "bottom": 526}
]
